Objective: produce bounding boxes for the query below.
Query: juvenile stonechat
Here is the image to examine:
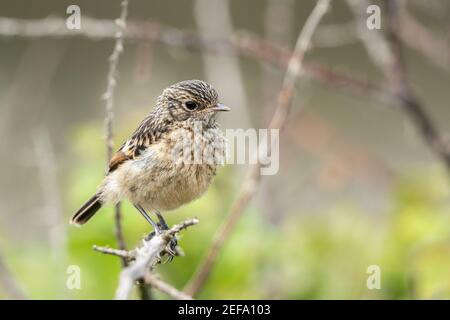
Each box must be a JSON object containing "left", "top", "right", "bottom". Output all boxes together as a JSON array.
[{"left": 71, "top": 80, "right": 229, "bottom": 234}]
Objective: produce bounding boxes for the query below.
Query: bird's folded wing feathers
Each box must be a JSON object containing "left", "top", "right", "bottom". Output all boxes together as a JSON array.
[
  {"left": 108, "top": 150, "right": 131, "bottom": 173},
  {"left": 107, "top": 115, "right": 165, "bottom": 173},
  {"left": 108, "top": 137, "right": 151, "bottom": 173}
]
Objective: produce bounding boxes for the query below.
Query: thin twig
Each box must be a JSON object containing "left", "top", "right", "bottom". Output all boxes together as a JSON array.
[
  {"left": 113, "top": 204, "right": 127, "bottom": 264},
  {"left": 184, "top": 0, "right": 331, "bottom": 297},
  {"left": 102, "top": 0, "right": 129, "bottom": 266},
  {"left": 115, "top": 218, "right": 199, "bottom": 300},
  {"left": 137, "top": 280, "right": 153, "bottom": 300},
  {"left": 347, "top": 0, "right": 450, "bottom": 175},
  {"left": 143, "top": 273, "right": 193, "bottom": 300},
  {"left": 314, "top": 5, "right": 450, "bottom": 64},
  {"left": 260, "top": 0, "right": 295, "bottom": 221},
  {"left": 0, "top": 16, "right": 399, "bottom": 109},
  {"left": 93, "top": 245, "right": 131, "bottom": 259},
  {"left": 93, "top": 245, "right": 153, "bottom": 299}
]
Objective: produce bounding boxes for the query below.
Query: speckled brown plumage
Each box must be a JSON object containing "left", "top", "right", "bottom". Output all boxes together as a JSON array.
[{"left": 71, "top": 80, "right": 229, "bottom": 227}]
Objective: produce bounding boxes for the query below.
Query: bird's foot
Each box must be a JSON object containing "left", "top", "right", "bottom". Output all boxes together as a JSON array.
[
  {"left": 144, "top": 226, "right": 180, "bottom": 263},
  {"left": 165, "top": 236, "right": 178, "bottom": 255},
  {"left": 154, "top": 212, "right": 180, "bottom": 261},
  {"left": 155, "top": 211, "right": 169, "bottom": 230}
]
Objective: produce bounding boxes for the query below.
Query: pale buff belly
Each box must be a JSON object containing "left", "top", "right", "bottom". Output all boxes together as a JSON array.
[
  {"left": 99, "top": 155, "right": 216, "bottom": 211},
  {"left": 129, "top": 159, "right": 216, "bottom": 211},
  {"left": 98, "top": 127, "right": 224, "bottom": 211}
]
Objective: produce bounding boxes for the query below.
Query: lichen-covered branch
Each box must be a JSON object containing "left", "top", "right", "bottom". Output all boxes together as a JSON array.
[
  {"left": 96, "top": 218, "right": 199, "bottom": 300},
  {"left": 144, "top": 273, "right": 193, "bottom": 300},
  {"left": 93, "top": 245, "right": 131, "bottom": 259}
]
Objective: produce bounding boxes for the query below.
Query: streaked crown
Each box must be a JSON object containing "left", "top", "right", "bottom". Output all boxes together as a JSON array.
[{"left": 155, "top": 80, "right": 224, "bottom": 123}]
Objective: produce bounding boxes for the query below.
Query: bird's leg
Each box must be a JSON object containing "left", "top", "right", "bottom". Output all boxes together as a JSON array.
[
  {"left": 134, "top": 204, "right": 161, "bottom": 234},
  {"left": 155, "top": 211, "right": 169, "bottom": 230},
  {"left": 134, "top": 206, "right": 177, "bottom": 259},
  {"left": 155, "top": 211, "right": 178, "bottom": 258}
]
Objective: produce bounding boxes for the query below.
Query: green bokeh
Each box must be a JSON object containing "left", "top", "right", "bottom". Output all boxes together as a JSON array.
[{"left": 1, "top": 124, "right": 449, "bottom": 299}]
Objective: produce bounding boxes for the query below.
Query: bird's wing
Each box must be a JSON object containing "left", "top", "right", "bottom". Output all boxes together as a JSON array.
[
  {"left": 107, "top": 115, "right": 160, "bottom": 173},
  {"left": 108, "top": 150, "right": 131, "bottom": 173}
]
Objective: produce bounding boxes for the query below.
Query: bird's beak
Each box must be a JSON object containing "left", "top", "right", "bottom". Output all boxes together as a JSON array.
[{"left": 212, "top": 103, "right": 231, "bottom": 112}]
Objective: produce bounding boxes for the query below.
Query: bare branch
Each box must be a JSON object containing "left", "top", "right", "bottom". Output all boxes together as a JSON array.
[
  {"left": 0, "top": 16, "right": 398, "bottom": 109},
  {"left": 144, "top": 273, "right": 193, "bottom": 300},
  {"left": 114, "top": 218, "right": 199, "bottom": 300},
  {"left": 184, "top": 0, "right": 331, "bottom": 297},
  {"left": 103, "top": 0, "right": 128, "bottom": 161},
  {"left": 347, "top": 0, "right": 450, "bottom": 175},
  {"left": 102, "top": 0, "right": 129, "bottom": 266},
  {"left": 93, "top": 247, "right": 153, "bottom": 299},
  {"left": 93, "top": 245, "right": 132, "bottom": 259},
  {"left": 111, "top": 203, "right": 127, "bottom": 267}
]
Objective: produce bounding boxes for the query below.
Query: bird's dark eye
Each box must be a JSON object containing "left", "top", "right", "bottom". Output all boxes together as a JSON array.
[{"left": 185, "top": 101, "right": 198, "bottom": 111}]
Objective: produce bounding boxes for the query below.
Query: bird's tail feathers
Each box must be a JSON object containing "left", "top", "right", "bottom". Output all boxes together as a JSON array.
[{"left": 70, "top": 193, "right": 102, "bottom": 226}]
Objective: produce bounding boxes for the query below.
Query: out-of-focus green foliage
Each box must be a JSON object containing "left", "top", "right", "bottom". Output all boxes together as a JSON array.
[{"left": 1, "top": 123, "right": 449, "bottom": 299}]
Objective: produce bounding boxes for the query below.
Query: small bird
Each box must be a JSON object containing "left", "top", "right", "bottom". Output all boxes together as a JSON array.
[{"left": 71, "top": 80, "right": 229, "bottom": 236}]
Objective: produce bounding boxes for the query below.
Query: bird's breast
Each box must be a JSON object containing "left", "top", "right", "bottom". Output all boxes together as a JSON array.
[{"left": 111, "top": 125, "right": 226, "bottom": 211}]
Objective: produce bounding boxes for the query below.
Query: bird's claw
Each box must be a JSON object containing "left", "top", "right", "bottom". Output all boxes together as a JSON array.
[
  {"left": 162, "top": 237, "right": 179, "bottom": 262},
  {"left": 145, "top": 230, "right": 179, "bottom": 263}
]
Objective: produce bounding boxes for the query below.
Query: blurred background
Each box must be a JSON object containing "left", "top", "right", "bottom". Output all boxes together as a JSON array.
[{"left": 0, "top": 0, "right": 449, "bottom": 299}]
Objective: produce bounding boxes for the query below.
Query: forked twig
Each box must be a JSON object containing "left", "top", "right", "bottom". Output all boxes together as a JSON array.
[{"left": 109, "top": 218, "right": 199, "bottom": 300}]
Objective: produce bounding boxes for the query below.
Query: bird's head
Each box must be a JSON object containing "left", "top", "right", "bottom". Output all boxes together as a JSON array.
[{"left": 155, "top": 80, "right": 230, "bottom": 125}]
